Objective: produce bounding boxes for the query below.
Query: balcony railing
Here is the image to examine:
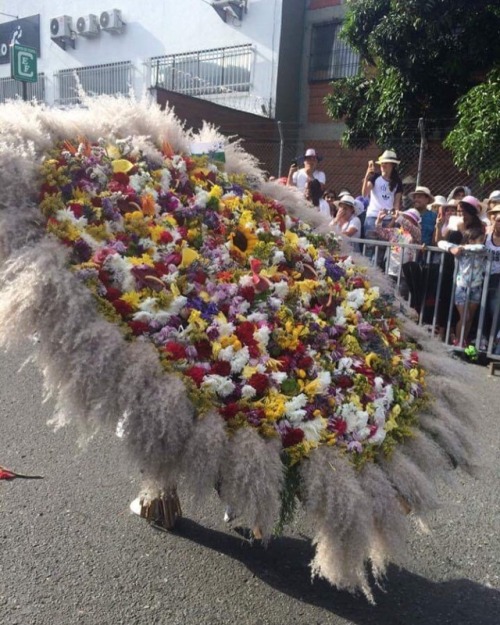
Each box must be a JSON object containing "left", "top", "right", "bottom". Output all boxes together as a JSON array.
[
  {"left": 149, "top": 44, "right": 253, "bottom": 98},
  {"left": 54, "top": 61, "right": 133, "bottom": 106},
  {"left": 0, "top": 74, "right": 46, "bottom": 103}
]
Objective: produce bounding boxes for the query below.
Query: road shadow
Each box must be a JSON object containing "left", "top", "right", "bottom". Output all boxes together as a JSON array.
[{"left": 173, "top": 518, "right": 500, "bottom": 625}]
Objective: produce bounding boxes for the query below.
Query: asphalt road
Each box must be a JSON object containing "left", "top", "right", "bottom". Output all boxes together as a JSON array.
[{"left": 1, "top": 342, "right": 499, "bottom": 625}]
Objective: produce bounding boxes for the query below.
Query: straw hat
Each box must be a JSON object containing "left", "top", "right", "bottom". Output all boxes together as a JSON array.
[
  {"left": 337, "top": 194, "right": 363, "bottom": 216},
  {"left": 409, "top": 186, "right": 434, "bottom": 202},
  {"left": 483, "top": 190, "right": 500, "bottom": 208},
  {"left": 376, "top": 149, "right": 400, "bottom": 165}
]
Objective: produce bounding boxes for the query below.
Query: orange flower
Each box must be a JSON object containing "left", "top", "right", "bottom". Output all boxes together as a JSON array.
[{"left": 141, "top": 193, "right": 156, "bottom": 217}]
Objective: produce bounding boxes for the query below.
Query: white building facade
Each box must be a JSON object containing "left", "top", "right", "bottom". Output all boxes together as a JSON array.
[{"left": 0, "top": 0, "right": 288, "bottom": 117}]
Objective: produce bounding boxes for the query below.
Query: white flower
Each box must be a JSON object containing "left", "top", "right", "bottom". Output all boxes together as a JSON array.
[
  {"left": 254, "top": 326, "right": 271, "bottom": 347},
  {"left": 272, "top": 280, "right": 289, "bottom": 299},
  {"left": 272, "top": 250, "right": 285, "bottom": 265},
  {"left": 105, "top": 255, "right": 136, "bottom": 291},
  {"left": 285, "top": 394, "right": 308, "bottom": 423},
  {"left": 160, "top": 169, "right": 172, "bottom": 193},
  {"left": 241, "top": 384, "right": 257, "bottom": 399},
  {"left": 129, "top": 171, "right": 151, "bottom": 193},
  {"left": 337, "top": 357, "right": 354, "bottom": 372},
  {"left": 202, "top": 375, "right": 235, "bottom": 398},
  {"left": 247, "top": 312, "right": 267, "bottom": 323},
  {"left": 56, "top": 208, "right": 88, "bottom": 226},
  {"left": 216, "top": 320, "right": 236, "bottom": 337},
  {"left": 340, "top": 403, "right": 369, "bottom": 434},
  {"left": 369, "top": 427, "right": 386, "bottom": 444},
  {"left": 316, "top": 371, "right": 331, "bottom": 392},
  {"left": 231, "top": 346, "right": 250, "bottom": 373},
  {"left": 346, "top": 288, "right": 366, "bottom": 310},
  {"left": 218, "top": 346, "right": 234, "bottom": 361},
  {"left": 301, "top": 417, "right": 326, "bottom": 442},
  {"left": 169, "top": 295, "right": 188, "bottom": 315},
  {"left": 195, "top": 189, "right": 210, "bottom": 208},
  {"left": 270, "top": 372, "right": 287, "bottom": 384},
  {"left": 239, "top": 274, "right": 254, "bottom": 288}
]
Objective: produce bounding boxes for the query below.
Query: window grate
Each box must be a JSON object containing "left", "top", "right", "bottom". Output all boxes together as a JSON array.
[
  {"left": 0, "top": 74, "right": 46, "bottom": 103},
  {"left": 149, "top": 44, "right": 253, "bottom": 96},
  {"left": 54, "top": 61, "right": 133, "bottom": 105},
  {"left": 309, "top": 22, "right": 359, "bottom": 82}
]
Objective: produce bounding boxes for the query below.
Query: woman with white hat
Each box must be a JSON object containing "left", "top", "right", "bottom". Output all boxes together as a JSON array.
[
  {"left": 330, "top": 194, "right": 362, "bottom": 238},
  {"left": 362, "top": 149, "right": 403, "bottom": 236}
]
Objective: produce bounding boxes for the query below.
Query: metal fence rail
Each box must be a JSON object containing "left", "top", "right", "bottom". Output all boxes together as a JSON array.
[
  {"left": 149, "top": 44, "right": 253, "bottom": 96},
  {"left": 344, "top": 236, "right": 500, "bottom": 360},
  {"left": 0, "top": 74, "right": 46, "bottom": 103},
  {"left": 54, "top": 61, "right": 133, "bottom": 106}
]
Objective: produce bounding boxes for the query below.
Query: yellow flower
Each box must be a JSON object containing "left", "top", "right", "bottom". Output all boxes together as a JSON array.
[
  {"left": 239, "top": 210, "right": 256, "bottom": 228},
  {"left": 284, "top": 231, "right": 299, "bottom": 248},
  {"left": 210, "top": 184, "right": 224, "bottom": 199},
  {"left": 180, "top": 247, "right": 199, "bottom": 268},
  {"left": 242, "top": 365, "right": 259, "bottom": 379},
  {"left": 261, "top": 391, "right": 286, "bottom": 421},
  {"left": 129, "top": 254, "right": 155, "bottom": 267},
  {"left": 229, "top": 226, "right": 258, "bottom": 258},
  {"left": 188, "top": 309, "right": 207, "bottom": 331},
  {"left": 106, "top": 144, "right": 122, "bottom": 159},
  {"left": 112, "top": 159, "right": 134, "bottom": 173},
  {"left": 120, "top": 292, "right": 142, "bottom": 309}
]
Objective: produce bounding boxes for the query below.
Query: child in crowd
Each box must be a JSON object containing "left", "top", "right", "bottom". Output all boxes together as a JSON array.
[
  {"left": 371, "top": 208, "right": 422, "bottom": 294},
  {"left": 438, "top": 226, "right": 486, "bottom": 346}
]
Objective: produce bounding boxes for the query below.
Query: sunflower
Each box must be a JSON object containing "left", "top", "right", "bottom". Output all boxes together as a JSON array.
[{"left": 229, "top": 226, "right": 259, "bottom": 258}]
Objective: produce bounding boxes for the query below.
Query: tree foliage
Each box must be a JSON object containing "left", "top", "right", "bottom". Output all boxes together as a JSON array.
[
  {"left": 444, "top": 68, "right": 500, "bottom": 183},
  {"left": 325, "top": 0, "right": 500, "bottom": 147}
]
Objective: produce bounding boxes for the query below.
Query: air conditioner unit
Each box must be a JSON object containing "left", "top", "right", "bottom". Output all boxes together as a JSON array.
[
  {"left": 50, "top": 15, "right": 73, "bottom": 40},
  {"left": 99, "top": 9, "right": 125, "bottom": 33},
  {"left": 76, "top": 14, "right": 100, "bottom": 38}
]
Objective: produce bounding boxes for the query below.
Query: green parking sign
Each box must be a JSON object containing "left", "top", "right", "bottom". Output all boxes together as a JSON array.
[{"left": 11, "top": 44, "right": 37, "bottom": 83}]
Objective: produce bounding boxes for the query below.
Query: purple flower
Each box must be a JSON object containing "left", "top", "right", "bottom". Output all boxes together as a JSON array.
[{"left": 324, "top": 258, "right": 345, "bottom": 281}]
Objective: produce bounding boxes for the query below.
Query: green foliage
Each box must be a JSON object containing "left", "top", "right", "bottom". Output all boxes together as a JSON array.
[
  {"left": 444, "top": 67, "right": 500, "bottom": 183},
  {"left": 326, "top": 0, "right": 500, "bottom": 147}
]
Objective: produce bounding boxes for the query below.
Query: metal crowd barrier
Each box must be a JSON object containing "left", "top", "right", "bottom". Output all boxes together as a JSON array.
[{"left": 345, "top": 236, "right": 500, "bottom": 363}]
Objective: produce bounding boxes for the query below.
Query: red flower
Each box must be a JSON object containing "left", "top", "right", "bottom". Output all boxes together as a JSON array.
[
  {"left": 159, "top": 230, "right": 173, "bottom": 244},
  {"left": 297, "top": 355, "right": 314, "bottom": 369},
  {"left": 332, "top": 418, "right": 347, "bottom": 435},
  {"left": 248, "top": 372, "right": 269, "bottom": 396},
  {"left": 112, "top": 298, "right": 134, "bottom": 317},
  {"left": 282, "top": 427, "right": 305, "bottom": 448},
  {"left": 239, "top": 286, "right": 255, "bottom": 303},
  {"left": 248, "top": 343, "right": 261, "bottom": 359},
  {"left": 277, "top": 355, "right": 292, "bottom": 371},
  {"left": 210, "top": 361, "right": 231, "bottom": 377},
  {"left": 105, "top": 286, "right": 122, "bottom": 301},
  {"left": 220, "top": 402, "right": 240, "bottom": 421},
  {"left": 235, "top": 321, "right": 256, "bottom": 346},
  {"left": 195, "top": 340, "right": 212, "bottom": 359},
  {"left": 349, "top": 277, "right": 365, "bottom": 289},
  {"left": 164, "top": 341, "right": 187, "bottom": 360},
  {"left": 68, "top": 202, "right": 83, "bottom": 218},
  {"left": 336, "top": 375, "right": 354, "bottom": 389},
  {"left": 128, "top": 321, "right": 150, "bottom": 336},
  {"left": 113, "top": 172, "right": 130, "bottom": 185},
  {"left": 185, "top": 366, "right": 206, "bottom": 386}
]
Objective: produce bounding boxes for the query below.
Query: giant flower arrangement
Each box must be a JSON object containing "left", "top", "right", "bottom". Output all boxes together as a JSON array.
[
  {"left": 0, "top": 97, "right": 477, "bottom": 599},
  {"left": 39, "top": 137, "right": 426, "bottom": 472}
]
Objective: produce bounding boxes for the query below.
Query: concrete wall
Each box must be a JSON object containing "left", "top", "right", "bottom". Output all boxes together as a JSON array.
[{"left": 0, "top": 0, "right": 284, "bottom": 112}]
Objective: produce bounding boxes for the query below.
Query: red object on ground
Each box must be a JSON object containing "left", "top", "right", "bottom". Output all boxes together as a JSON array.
[{"left": 0, "top": 467, "right": 17, "bottom": 480}]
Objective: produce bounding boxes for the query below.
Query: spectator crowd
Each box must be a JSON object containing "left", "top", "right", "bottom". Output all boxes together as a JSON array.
[{"left": 283, "top": 148, "right": 500, "bottom": 352}]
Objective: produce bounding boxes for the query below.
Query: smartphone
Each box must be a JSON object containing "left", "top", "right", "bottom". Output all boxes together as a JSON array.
[{"left": 291, "top": 160, "right": 298, "bottom": 167}]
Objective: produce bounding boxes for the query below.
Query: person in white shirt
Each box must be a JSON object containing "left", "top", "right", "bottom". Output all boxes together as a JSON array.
[
  {"left": 362, "top": 149, "right": 403, "bottom": 235},
  {"left": 330, "top": 195, "right": 362, "bottom": 241},
  {"left": 287, "top": 148, "right": 326, "bottom": 192}
]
